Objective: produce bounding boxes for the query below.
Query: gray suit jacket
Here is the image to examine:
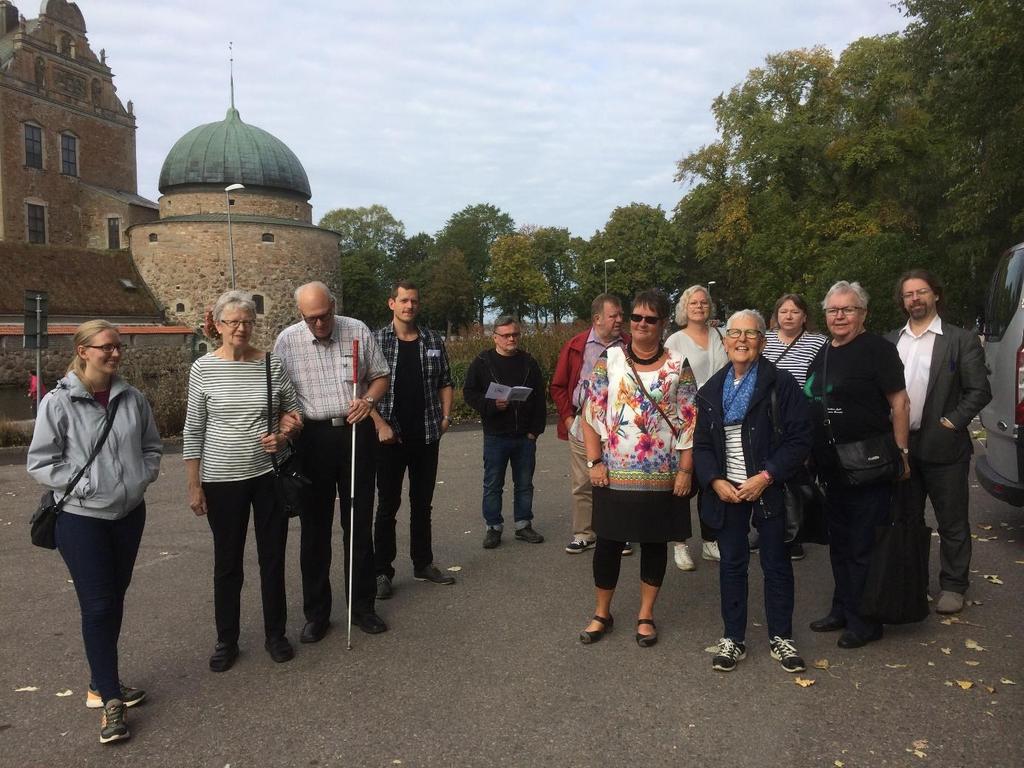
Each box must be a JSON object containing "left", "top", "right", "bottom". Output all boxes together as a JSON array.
[{"left": 886, "top": 319, "right": 991, "bottom": 464}]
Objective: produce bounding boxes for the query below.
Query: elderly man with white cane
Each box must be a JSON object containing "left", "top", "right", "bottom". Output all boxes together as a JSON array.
[{"left": 275, "top": 282, "right": 390, "bottom": 642}]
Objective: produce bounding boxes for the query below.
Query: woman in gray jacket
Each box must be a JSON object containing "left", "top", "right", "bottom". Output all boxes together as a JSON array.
[{"left": 27, "top": 320, "right": 162, "bottom": 744}]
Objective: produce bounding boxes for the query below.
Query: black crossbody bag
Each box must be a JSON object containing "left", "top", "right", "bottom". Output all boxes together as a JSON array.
[
  {"left": 265, "top": 354, "right": 311, "bottom": 518},
  {"left": 821, "top": 343, "right": 902, "bottom": 487},
  {"left": 30, "top": 397, "right": 121, "bottom": 549}
]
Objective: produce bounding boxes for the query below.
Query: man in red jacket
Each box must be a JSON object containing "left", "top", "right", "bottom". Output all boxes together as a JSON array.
[{"left": 549, "top": 294, "right": 628, "bottom": 554}]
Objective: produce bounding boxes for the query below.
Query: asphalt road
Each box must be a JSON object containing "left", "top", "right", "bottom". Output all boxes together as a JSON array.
[{"left": 0, "top": 428, "right": 1022, "bottom": 768}]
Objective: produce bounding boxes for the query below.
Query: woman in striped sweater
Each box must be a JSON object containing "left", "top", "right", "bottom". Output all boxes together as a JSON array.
[{"left": 184, "top": 291, "right": 303, "bottom": 672}]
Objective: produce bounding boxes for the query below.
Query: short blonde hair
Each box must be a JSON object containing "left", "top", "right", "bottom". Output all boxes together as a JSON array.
[
  {"left": 67, "top": 319, "right": 119, "bottom": 376},
  {"left": 675, "top": 285, "right": 715, "bottom": 327}
]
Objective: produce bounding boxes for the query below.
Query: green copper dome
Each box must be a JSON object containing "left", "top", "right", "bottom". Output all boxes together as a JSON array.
[{"left": 158, "top": 107, "right": 311, "bottom": 199}]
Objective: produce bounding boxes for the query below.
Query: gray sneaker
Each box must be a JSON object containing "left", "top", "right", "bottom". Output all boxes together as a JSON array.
[
  {"left": 376, "top": 574, "right": 393, "bottom": 600},
  {"left": 935, "top": 590, "right": 965, "bottom": 614},
  {"left": 514, "top": 524, "right": 544, "bottom": 544},
  {"left": 483, "top": 528, "right": 502, "bottom": 549},
  {"left": 100, "top": 699, "right": 129, "bottom": 744}
]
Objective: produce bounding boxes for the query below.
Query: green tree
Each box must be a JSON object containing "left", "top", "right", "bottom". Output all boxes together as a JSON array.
[
  {"left": 435, "top": 204, "right": 515, "bottom": 323},
  {"left": 530, "top": 226, "right": 579, "bottom": 324},
  {"left": 487, "top": 232, "right": 550, "bottom": 323},
  {"left": 421, "top": 248, "right": 476, "bottom": 338}
]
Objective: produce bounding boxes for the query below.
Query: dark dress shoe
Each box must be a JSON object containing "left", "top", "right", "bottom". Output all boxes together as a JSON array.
[
  {"left": 413, "top": 564, "right": 456, "bottom": 585},
  {"left": 300, "top": 620, "right": 330, "bottom": 644},
  {"left": 482, "top": 529, "right": 502, "bottom": 549},
  {"left": 837, "top": 628, "right": 883, "bottom": 649},
  {"left": 265, "top": 636, "right": 295, "bottom": 663},
  {"left": 354, "top": 612, "right": 388, "bottom": 634},
  {"left": 579, "top": 614, "right": 613, "bottom": 645},
  {"left": 809, "top": 614, "right": 846, "bottom": 633},
  {"left": 209, "top": 641, "right": 239, "bottom": 672}
]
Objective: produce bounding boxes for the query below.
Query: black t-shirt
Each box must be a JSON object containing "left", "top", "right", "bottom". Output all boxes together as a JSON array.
[
  {"left": 394, "top": 337, "right": 426, "bottom": 443},
  {"left": 805, "top": 332, "right": 905, "bottom": 459}
]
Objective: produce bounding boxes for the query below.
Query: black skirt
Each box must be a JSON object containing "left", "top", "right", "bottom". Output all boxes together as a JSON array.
[{"left": 592, "top": 487, "right": 692, "bottom": 543}]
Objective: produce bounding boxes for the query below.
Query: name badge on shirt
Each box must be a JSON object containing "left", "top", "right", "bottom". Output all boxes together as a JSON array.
[{"left": 427, "top": 349, "right": 441, "bottom": 357}]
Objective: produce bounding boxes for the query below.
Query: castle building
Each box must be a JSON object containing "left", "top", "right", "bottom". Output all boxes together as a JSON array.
[{"left": 130, "top": 100, "right": 343, "bottom": 346}]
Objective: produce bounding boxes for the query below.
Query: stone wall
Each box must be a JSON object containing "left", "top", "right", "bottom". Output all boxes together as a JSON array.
[
  {"left": 158, "top": 188, "right": 312, "bottom": 224},
  {"left": 131, "top": 220, "right": 341, "bottom": 348}
]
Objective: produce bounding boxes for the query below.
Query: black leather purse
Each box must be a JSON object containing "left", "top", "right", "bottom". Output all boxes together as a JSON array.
[
  {"left": 768, "top": 387, "right": 827, "bottom": 544},
  {"left": 265, "top": 355, "right": 310, "bottom": 518},
  {"left": 821, "top": 344, "right": 902, "bottom": 487},
  {"left": 30, "top": 397, "right": 121, "bottom": 549}
]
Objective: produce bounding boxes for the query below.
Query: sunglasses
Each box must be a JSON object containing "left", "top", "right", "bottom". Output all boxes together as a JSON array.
[{"left": 629, "top": 313, "right": 661, "bottom": 325}]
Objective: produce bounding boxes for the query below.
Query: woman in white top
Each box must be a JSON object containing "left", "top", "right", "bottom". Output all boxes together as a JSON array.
[
  {"left": 665, "top": 285, "right": 728, "bottom": 570},
  {"left": 763, "top": 293, "right": 827, "bottom": 389},
  {"left": 184, "top": 290, "right": 302, "bottom": 672}
]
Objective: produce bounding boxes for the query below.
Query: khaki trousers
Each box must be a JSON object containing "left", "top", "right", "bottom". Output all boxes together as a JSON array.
[{"left": 569, "top": 434, "right": 595, "bottom": 541}]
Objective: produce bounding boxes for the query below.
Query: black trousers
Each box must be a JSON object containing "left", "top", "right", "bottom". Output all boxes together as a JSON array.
[
  {"left": 203, "top": 474, "right": 288, "bottom": 644},
  {"left": 593, "top": 538, "right": 668, "bottom": 589},
  {"left": 298, "top": 419, "right": 376, "bottom": 622},
  {"left": 374, "top": 439, "right": 441, "bottom": 579},
  {"left": 903, "top": 455, "right": 972, "bottom": 593}
]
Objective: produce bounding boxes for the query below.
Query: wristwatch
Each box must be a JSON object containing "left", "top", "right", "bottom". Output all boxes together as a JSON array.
[
  {"left": 586, "top": 457, "right": 603, "bottom": 469},
  {"left": 364, "top": 396, "right": 376, "bottom": 405},
  {"left": 898, "top": 446, "right": 909, "bottom": 455}
]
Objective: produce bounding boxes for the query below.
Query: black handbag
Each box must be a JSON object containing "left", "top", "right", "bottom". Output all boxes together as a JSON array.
[
  {"left": 768, "top": 388, "right": 827, "bottom": 544},
  {"left": 859, "top": 486, "right": 931, "bottom": 624},
  {"left": 30, "top": 397, "right": 121, "bottom": 549},
  {"left": 265, "top": 354, "right": 310, "bottom": 518},
  {"left": 821, "top": 344, "right": 903, "bottom": 487}
]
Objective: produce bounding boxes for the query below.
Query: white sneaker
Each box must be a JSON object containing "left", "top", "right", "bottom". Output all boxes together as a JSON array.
[
  {"left": 701, "top": 540, "right": 721, "bottom": 561},
  {"left": 673, "top": 542, "right": 696, "bottom": 571}
]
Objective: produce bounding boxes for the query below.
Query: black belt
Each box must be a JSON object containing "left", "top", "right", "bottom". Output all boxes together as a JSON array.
[{"left": 305, "top": 416, "right": 350, "bottom": 428}]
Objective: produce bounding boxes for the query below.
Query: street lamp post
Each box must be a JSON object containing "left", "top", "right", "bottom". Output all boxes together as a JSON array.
[
  {"left": 707, "top": 280, "right": 717, "bottom": 323},
  {"left": 225, "top": 183, "right": 245, "bottom": 289},
  {"left": 603, "top": 258, "right": 616, "bottom": 293}
]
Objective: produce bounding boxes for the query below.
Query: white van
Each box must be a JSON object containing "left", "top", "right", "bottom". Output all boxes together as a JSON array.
[{"left": 976, "top": 241, "right": 1024, "bottom": 506}]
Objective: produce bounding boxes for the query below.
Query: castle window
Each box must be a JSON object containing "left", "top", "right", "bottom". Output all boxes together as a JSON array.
[
  {"left": 24, "top": 124, "right": 43, "bottom": 168},
  {"left": 261, "top": 232, "right": 275, "bottom": 243},
  {"left": 197, "top": 342, "right": 209, "bottom": 354},
  {"left": 60, "top": 133, "right": 78, "bottom": 176},
  {"left": 175, "top": 303, "right": 185, "bottom": 313},
  {"left": 148, "top": 233, "right": 158, "bottom": 242},
  {"left": 26, "top": 203, "right": 46, "bottom": 244},
  {"left": 107, "top": 217, "right": 121, "bottom": 249},
  {"left": 59, "top": 34, "right": 75, "bottom": 58},
  {"left": 252, "top": 294, "right": 265, "bottom": 315}
]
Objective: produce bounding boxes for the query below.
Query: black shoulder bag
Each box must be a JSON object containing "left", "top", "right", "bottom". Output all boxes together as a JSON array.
[
  {"left": 769, "top": 387, "right": 827, "bottom": 544},
  {"left": 265, "top": 354, "right": 311, "bottom": 518},
  {"left": 821, "top": 343, "right": 902, "bottom": 487},
  {"left": 30, "top": 396, "right": 121, "bottom": 549}
]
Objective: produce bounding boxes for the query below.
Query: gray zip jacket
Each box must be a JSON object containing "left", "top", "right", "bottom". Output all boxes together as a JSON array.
[{"left": 27, "top": 372, "right": 162, "bottom": 521}]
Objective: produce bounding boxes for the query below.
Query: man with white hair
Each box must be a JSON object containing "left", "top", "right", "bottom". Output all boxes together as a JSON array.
[{"left": 274, "top": 282, "right": 391, "bottom": 640}]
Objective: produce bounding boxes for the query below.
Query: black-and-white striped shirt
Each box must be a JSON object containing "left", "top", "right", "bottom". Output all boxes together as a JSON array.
[
  {"left": 763, "top": 331, "right": 827, "bottom": 388},
  {"left": 724, "top": 424, "right": 747, "bottom": 483},
  {"left": 183, "top": 354, "right": 300, "bottom": 483}
]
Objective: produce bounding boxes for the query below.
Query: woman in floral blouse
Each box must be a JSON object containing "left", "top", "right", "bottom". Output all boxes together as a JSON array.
[{"left": 579, "top": 289, "right": 698, "bottom": 648}]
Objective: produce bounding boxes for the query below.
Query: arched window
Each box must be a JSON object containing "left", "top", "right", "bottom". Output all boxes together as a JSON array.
[
  {"left": 175, "top": 303, "right": 185, "bottom": 313},
  {"left": 59, "top": 35, "right": 75, "bottom": 58},
  {"left": 197, "top": 342, "right": 208, "bottom": 354},
  {"left": 261, "top": 232, "right": 275, "bottom": 243},
  {"left": 252, "top": 294, "right": 265, "bottom": 314},
  {"left": 148, "top": 233, "right": 158, "bottom": 242}
]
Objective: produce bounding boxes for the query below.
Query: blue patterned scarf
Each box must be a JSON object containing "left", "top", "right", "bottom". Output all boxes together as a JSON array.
[{"left": 722, "top": 362, "right": 758, "bottom": 425}]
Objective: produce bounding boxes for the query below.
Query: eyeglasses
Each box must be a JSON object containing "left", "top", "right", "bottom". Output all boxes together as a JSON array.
[
  {"left": 724, "top": 329, "right": 764, "bottom": 340},
  {"left": 630, "top": 313, "right": 661, "bottom": 325},
  {"left": 494, "top": 332, "right": 521, "bottom": 340},
  {"left": 900, "top": 288, "right": 932, "bottom": 300},
  {"left": 824, "top": 306, "right": 864, "bottom": 317},
  {"left": 219, "top": 319, "right": 255, "bottom": 329},
  {"left": 302, "top": 310, "right": 334, "bottom": 325},
  {"left": 84, "top": 343, "right": 123, "bottom": 354}
]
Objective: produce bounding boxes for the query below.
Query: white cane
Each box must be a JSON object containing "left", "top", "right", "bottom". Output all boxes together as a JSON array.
[{"left": 347, "top": 339, "right": 359, "bottom": 651}]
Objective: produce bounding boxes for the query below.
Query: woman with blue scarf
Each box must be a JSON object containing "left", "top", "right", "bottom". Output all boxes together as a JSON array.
[{"left": 693, "top": 310, "right": 813, "bottom": 673}]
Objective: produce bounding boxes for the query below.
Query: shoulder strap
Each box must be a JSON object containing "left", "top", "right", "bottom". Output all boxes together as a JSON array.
[
  {"left": 768, "top": 329, "right": 804, "bottom": 365},
  {"left": 55, "top": 395, "right": 122, "bottom": 511},
  {"left": 821, "top": 343, "right": 837, "bottom": 445},
  {"left": 625, "top": 354, "right": 680, "bottom": 439},
  {"left": 266, "top": 354, "right": 281, "bottom": 474}
]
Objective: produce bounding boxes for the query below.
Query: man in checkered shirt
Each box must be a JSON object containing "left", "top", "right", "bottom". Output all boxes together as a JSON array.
[
  {"left": 370, "top": 281, "right": 456, "bottom": 600},
  {"left": 274, "top": 282, "right": 390, "bottom": 641}
]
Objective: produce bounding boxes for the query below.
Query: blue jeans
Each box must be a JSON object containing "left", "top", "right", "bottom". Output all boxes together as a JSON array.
[
  {"left": 482, "top": 434, "right": 536, "bottom": 529},
  {"left": 716, "top": 502, "right": 793, "bottom": 642},
  {"left": 56, "top": 503, "right": 146, "bottom": 704}
]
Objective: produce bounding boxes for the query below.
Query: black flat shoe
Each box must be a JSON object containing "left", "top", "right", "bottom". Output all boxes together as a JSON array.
[
  {"left": 264, "top": 636, "right": 294, "bottom": 663},
  {"left": 636, "top": 618, "right": 658, "bottom": 648},
  {"left": 209, "top": 641, "right": 239, "bottom": 673},
  {"left": 837, "top": 627, "right": 883, "bottom": 649},
  {"left": 579, "top": 614, "right": 614, "bottom": 645},
  {"left": 300, "top": 620, "right": 330, "bottom": 644},
  {"left": 809, "top": 614, "right": 846, "bottom": 633},
  {"left": 354, "top": 612, "right": 388, "bottom": 635}
]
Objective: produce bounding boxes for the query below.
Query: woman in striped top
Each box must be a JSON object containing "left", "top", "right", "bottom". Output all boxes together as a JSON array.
[
  {"left": 184, "top": 290, "right": 302, "bottom": 672},
  {"left": 763, "top": 293, "right": 827, "bottom": 388}
]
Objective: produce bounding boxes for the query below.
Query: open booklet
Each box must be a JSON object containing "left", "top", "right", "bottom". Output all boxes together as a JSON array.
[{"left": 485, "top": 382, "right": 533, "bottom": 402}]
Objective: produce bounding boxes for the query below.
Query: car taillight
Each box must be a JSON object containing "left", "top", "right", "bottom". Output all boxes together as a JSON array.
[{"left": 1016, "top": 340, "right": 1024, "bottom": 425}]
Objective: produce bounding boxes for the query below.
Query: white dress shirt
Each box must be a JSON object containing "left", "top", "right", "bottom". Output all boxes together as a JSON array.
[{"left": 896, "top": 315, "right": 943, "bottom": 431}]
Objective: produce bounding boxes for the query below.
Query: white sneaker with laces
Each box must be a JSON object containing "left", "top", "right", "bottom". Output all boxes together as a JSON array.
[
  {"left": 701, "top": 540, "right": 721, "bottom": 561},
  {"left": 673, "top": 542, "right": 696, "bottom": 571}
]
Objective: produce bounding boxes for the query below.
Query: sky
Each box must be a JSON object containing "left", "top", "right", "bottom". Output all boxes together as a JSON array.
[{"left": 76, "top": 0, "right": 908, "bottom": 239}]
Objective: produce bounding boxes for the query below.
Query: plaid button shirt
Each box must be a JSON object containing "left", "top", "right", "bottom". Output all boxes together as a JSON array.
[
  {"left": 273, "top": 316, "right": 389, "bottom": 421},
  {"left": 374, "top": 323, "right": 453, "bottom": 444}
]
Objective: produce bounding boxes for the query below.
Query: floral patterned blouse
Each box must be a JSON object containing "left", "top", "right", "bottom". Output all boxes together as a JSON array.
[{"left": 584, "top": 347, "right": 698, "bottom": 493}]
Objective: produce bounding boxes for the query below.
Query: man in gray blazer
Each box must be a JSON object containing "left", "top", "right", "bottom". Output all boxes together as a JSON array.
[{"left": 888, "top": 269, "right": 991, "bottom": 615}]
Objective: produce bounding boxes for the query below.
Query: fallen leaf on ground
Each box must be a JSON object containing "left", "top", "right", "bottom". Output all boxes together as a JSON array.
[
  {"left": 813, "top": 659, "right": 831, "bottom": 670},
  {"left": 955, "top": 680, "right": 974, "bottom": 690},
  {"left": 966, "top": 599, "right": 984, "bottom": 606},
  {"left": 446, "top": 566, "right": 462, "bottom": 572},
  {"left": 981, "top": 684, "right": 995, "bottom": 694},
  {"left": 1015, "top": 560, "right": 1024, "bottom": 565},
  {"left": 965, "top": 639, "right": 986, "bottom": 652},
  {"left": 704, "top": 646, "right": 719, "bottom": 654},
  {"left": 941, "top": 647, "right": 952, "bottom": 655},
  {"left": 834, "top": 762, "right": 845, "bottom": 767},
  {"left": 885, "top": 663, "right": 909, "bottom": 669},
  {"left": 794, "top": 677, "right": 815, "bottom": 687},
  {"left": 1000, "top": 678, "right": 1016, "bottom": 685},
  {"left": 912, "top": 739, "right": 929, "bottom": 750},
  {"left": 752, "top": 622, "right": 762, "bottom": 627},
  {"left": 983, "top": 574, "right": 1004, "bottom": 585},
  {"left": 14, "top": 686, "right": 38, "bottom": 692},
  {"left": 55, "top": 690, "right": 72, "bottom": 697},
  {"left": 978, "top": 524, "right": 993, "bottom": 530},
  {"left": 911, "top": 750, "right": 927, "bottom": 758},
  {"left": 928, "top": 661, "right": 935, "bottom": 666}
]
